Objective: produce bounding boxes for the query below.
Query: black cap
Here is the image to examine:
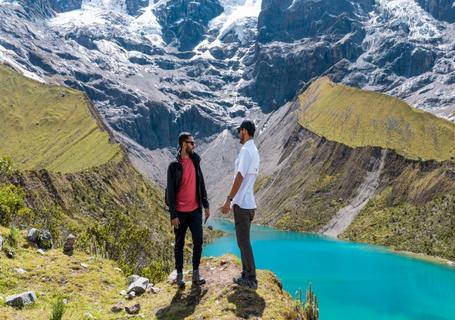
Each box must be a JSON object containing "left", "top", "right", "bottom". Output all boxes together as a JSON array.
[{"left": 237, "top": 120, "right": 256, "bottom": 137}]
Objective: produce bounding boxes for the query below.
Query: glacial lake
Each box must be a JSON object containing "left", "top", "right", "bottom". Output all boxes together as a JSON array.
[{"left": 203, "top": 219, "right": 455, "bottom": 320}]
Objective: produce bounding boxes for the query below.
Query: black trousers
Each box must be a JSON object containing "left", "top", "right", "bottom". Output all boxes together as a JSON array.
[
  {"left": 233, "top": 204, "right": 256, "bottom": 280},
  {"left": 174, "top": 207, "right": 203, "bottom": 273}
]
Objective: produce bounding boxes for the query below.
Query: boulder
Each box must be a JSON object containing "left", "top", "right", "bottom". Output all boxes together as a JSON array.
[
  {"left": 168, "top": 270, "right": 177, "bottom": 284},
  {"left": 27, "top": 228, "right": 38, "bottom": 243},
  {"left": 15, "top": 268, "right": 26, "bottom": 274},
  {"left": 125, "top": 303, "right": 141, "bottom": 315},
  {"left": 127, "top": 274, "right": 140, "bottom": 286},
  {"left": 6, "top": 248, "right": 15, "bottom": 258},
  {"left": 63, "top": 234, "right": 76, "bottom": 256},
  {"left": 111, "top": 301, "right": 124, "bottom": 313},
  {"left": 37, "top": 229, "right": 53, "bottom": 250},
  {"left": 5, "top": 291, "right": 37, "bottom": 308},
  {"left": 127, "top": 276, "right": 149, "bottom": 295}
]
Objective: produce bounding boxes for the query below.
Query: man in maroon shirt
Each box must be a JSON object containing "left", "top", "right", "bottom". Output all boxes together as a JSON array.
[{"left": 166, "top": 132, "right": 210, "bottom": 288}]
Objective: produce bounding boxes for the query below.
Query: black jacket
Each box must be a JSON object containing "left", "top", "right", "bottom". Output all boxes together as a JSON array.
[{"left": 166, "top": 152, "right": 209, "bottom": 219}]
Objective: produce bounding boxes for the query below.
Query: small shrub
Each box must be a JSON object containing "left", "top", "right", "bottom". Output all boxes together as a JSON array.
[
  {"left": 0, "top": 184, "right": 27, "bottom": 226},
  {"left": 0, "top": 156, "right": 13, "bottom": 177},
  {"left": 49, "top": 296, "right": 65, "bottom": 320},
  {"left": 33, "top": 207, "right": 63, "bottom": 245},
  {"left": 5, "top": 226, "right": 21, "bottom": 249},
  {"left": 295, "top": 284, "right": 319, "bottom": 320},
  {"left": 140, "top": 260, "right": 167, "bottom": 284}
]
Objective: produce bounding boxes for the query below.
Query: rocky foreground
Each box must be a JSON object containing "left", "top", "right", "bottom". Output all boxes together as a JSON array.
[{"left": 0, "top": 226, "right": 306, "bottom": 320}]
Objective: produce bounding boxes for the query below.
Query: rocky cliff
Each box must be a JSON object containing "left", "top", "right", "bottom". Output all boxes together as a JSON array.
[{"left": 416, "top": 0, "right": 455, "bottom": 22}]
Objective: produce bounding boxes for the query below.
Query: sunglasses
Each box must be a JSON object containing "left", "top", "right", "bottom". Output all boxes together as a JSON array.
[{"left": 185, "top": 141, "right": 195, "bottom": 145}]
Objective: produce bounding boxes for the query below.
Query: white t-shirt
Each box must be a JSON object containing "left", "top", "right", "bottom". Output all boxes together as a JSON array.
[{"left": 232, "top": 139, "right": 260, "bottom": 209}]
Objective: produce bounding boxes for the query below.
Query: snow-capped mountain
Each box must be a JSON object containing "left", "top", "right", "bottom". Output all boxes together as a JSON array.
[
  {"left": 0, "top": 0, "right": 454, "bottom": 156},
  {"left": 245, "top": 0, "right": 455, "bottom": 118}
]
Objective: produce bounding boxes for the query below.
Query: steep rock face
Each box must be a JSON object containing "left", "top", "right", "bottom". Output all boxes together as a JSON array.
[
  {"left": 48, "top": 0, "right": 82, "bottom": 12},
  {"left": 125, "top": 0, "right": 149, "bottom": 16},
  {"left": 17, "top": 0, "right": 55, "bottom": 19},
  {"left": 244, "top": 0, "right": 374, "bottom": 111},
  {"left": 0, "top": 0, "right": 257, "bottom": 151},
  {"left": 257, "top": 0, "right": 374, "bottom": 42},
  {"left": 242, "top": 0, "right": 455, "bottom": 117},
  {"left": 416, "top": 0, "right": 455, "bottom": 22},
  {"left": 155, "top": 0, "right": 224, "bottom": 50}
]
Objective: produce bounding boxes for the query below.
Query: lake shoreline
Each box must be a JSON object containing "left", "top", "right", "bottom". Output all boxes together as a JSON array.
[
  {"left": 204, "top": 217, "right": 455, "bottom": 320},
  {"left": 207, "top": 217, "right": 455, "bottom": 269}
]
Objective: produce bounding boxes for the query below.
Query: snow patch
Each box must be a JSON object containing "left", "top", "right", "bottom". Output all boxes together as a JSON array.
[
  {"left": 0, "top": 45, "right": 45, "bottom": 83},
  {"left": 49, "top": 0, "right": 164, "bottom": 45},
  {"left": 194, "top": 0, "right": 261, "bottom": 51},
  {"left": 375, "top": 0, "right": 442, "bottom": 42},
  {"left": 81, "top": 0, "right": 125, "bottom": 12},
  {"left": 210, "top": 0, "right": 261, "bottom": 42},
  {"left": 127, "top": 2, "right": 163, "bottom": 45}
]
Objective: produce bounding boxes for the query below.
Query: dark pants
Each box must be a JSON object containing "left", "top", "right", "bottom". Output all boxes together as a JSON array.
[
  {"left": 174, "top": 207, "right": 203, "bottom": 273},
  {"left": 233, "top": 204, "right": 256, "bottom": 280}
]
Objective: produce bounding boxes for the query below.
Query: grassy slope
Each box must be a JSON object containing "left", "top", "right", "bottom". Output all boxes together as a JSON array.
[
  {"left": 0, "top": 226, "right": 302, "bottom": 320},
  {"left": 298, "top": 77, "right": 455, "bottom": 162},
  {"left": 342, "top": 189, "right": 455, "bottom": 260},
  {"left": 0, "top": 64, "right": 122, "bottom": 173},
  {"left": 293, "top": 78, "right": 455, "bottom": 259},
  {"left": 0, "top": 63, "right": 175, "bottom": 276}
]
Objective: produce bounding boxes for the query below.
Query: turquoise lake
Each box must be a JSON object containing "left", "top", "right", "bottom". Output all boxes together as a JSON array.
[{"left": 203, "top": 219, "right": 455, "bottom": 320}]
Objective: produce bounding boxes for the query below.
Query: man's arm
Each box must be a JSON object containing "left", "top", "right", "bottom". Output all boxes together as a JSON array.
[
  {"left": 222, "top": 172, "right": 244, "bottom": 214},
  {"left": 167, "top": 163, "right": 180, "bottom": 228},
  {"left": 200, "top": 167, "right": 209, "bottom": 209},
  {"left": 228, "top": 172, "right": 244, "bottom": 200},
  {"left": 222, "top": 148, "right": 250, "bottom": 214},
  {"left": 199, "top": 167, "right": 211, "bottom": 222}
]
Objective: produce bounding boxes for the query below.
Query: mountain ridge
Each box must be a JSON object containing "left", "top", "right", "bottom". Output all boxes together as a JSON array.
[
  {"left": 250, "top": 78, "right": 455, "bottom": 260},
  {"left": 1, "top": 0, "right": 454, "bottom": 156}
]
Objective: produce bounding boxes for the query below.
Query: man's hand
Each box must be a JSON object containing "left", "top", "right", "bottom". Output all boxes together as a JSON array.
[
  {"left": 204, "top": 208, "right": 210, "bottom": 223},
  {"left": 171, "top": 217, "right": 180, "bottom": 229},
  {"left": 222, "top": 200, "right": 231, "bottom": 215}
]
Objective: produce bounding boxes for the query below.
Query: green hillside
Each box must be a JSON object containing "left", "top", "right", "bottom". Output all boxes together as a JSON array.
[
  {"left": 298, "top": 77, "right": 455, "bottom": 162},
  {"left": 0, "top": 64, "right": 121, "bottom": 173},
  {"left": 0, "top": 64, "right": 175, "bottom": 281}
]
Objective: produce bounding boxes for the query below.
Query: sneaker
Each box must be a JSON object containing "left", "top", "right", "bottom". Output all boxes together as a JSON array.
[
  {"left": 176, "top": 272, "right": 185, "bottom": 289},
  {"left": 233, "top": 275, "right": 244, "bottom": 285},
  {"left": 192, "top": 269, "right": 206, "bottom": 285},
  {"left": 246, "top": 279, "right": 258, "bottom": 290},
  {"left": 233, "top": 276, "right": 257, "bottom": 289},
  {"left": 232, "top": 271, "right": 246, "bottom": 285}
]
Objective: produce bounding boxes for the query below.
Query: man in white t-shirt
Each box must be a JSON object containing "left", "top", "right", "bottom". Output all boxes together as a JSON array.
[{"left": 222, "top": 120, "right": 260, "bottom": 289}]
